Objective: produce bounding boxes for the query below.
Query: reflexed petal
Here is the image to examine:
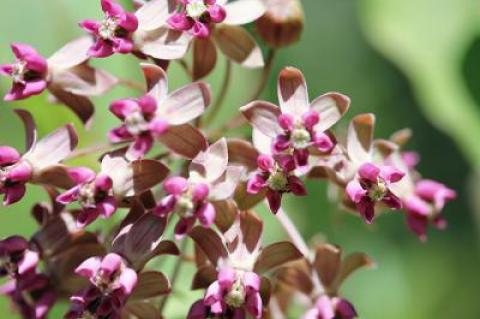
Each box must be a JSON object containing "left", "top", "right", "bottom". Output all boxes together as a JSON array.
[
  {"left": 47, "top": 36, "right": 92, "bottom": 70},
  {"left": 246, "top": 292, "right": 262, "bottom": 318},
  {"left": 190, "top": 138, "right": 228, "bottom": 182},
  {"left": 357, "top": 198, "right": 375, "bottom": 224},
  {"left": 137, "top": 28, "right": 191, "bottom": 60},
  {"left": 240, "top": 101, "right": 282, "bottom": 137},
  {"left": 266, "top": 190, "right": 282, "bottom": 213},
  {"left": 288, "top": 175, "right": 307, "bottom": 196},
  {"left": 187, "top": 300, "right": 209, "bottom": 319},
  {"left": 347, "top": 113, "right": 375, "bottom": 164},
  {"left": 277, "top": 67, "right": 309, "bottom": 117},
  {"left": 75, "top": 256, "right": 101, "bottom": 278},
  {"left": 224, "top": 0, "right": 266, "bottom": 25},
  {"left": 67, "top": 167, "right": 96, "bottom": 184},
  {"left": 404, "top": 195, "right": 430, "bottom": 216},
  {"left": 310, "top": 92, "right": 351, "bottom": 132},
  {"left": 158, "top": 124, "right": 207, "bottom": 159},
  {"left": 136, "top": 0, "right": 176, "bottom": 31},
  {"left": 3, "top": 184, "right": 26, "bottom": 205},
  {"left": 193, "top": 37, "right": 217, "bottom": 80},
  {"left": 164, "top": 176, "right": 188, "bottom": 195}
]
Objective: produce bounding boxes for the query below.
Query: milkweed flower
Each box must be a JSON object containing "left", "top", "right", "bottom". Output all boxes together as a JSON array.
[
  {"left": 80, "top": 0, "right": 139, "bottom": 58},
  {"left": 303, "top": 296, "right": 357, "bottom": 319},
  {"left": 0, "top": 236, "right": 39, "bottom": 278}
]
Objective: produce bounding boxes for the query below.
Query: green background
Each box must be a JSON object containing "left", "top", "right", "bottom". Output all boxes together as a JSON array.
[{"left": 0, "top": 0, "right": 479, "bottom": 318}]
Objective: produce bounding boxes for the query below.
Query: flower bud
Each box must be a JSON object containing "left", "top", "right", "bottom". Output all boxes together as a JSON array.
[{"left": 255, "top": 0, "right": 304, "bottom": 48}]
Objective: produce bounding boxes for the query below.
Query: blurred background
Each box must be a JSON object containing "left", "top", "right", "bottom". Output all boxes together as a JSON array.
[{"left": 1, "top": 0, "right": 480, "bottom": 318}]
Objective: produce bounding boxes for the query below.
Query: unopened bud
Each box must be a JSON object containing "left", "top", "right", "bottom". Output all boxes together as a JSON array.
[{"left": 255, "top": 0, "right": 304, "bottom": 48}]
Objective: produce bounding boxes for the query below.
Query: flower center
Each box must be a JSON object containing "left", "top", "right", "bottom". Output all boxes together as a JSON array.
[
  {"left": 225, "top": 278, "right": 246, "bottom": 308},
  {"left": 368, "top": 180, "right": 388, "bottom": 201},
  {"left": 267, "top": 169, "right": 288, "bottom": 192},
  {"left": 11, "top": 60, "right": 27, "bottom": 83},
  {"left": 174, "top": 193, "right": 195, "bottom": 218},
  {"left": 79, "top": 183, "right": 97, "bottom": 207},
  {"left": 94, "top": 270, "right": 116, "bottom": 294},
  {"left": 125, "top": 111, "right": 149, "bottom": 135},
  {"left": 99, "top": 15, "right": 119, "bottom": 40},
  {"left": 186, "top": 0, "right": 208, "bottom": 18},
  {"left": 79, "top": 312, "right": 96, "bottom": 319},
  {"left": 291, "top": 127, "right": 311, "bottom": 149}
]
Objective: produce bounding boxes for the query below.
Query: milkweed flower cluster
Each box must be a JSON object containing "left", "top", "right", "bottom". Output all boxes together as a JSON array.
[{"left": 0, "top": 0, "right": 456, "bottom": 318}]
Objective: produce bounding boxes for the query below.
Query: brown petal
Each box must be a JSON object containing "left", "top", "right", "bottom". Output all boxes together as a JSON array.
[
  {"left": 259, "top": 276, "right": 272, "bottom": 305},
  {"left": 313, "top": 244, "right": 341, "bottom": 289},
  {"left": 254, "top": 242, "right": 303, "bottom": 274},
  {"left": 227, "top": 139, "right": 259, "bottom": 171},
  {"left": 193, "top": 37, "right": 217, "bottom": 80},
  {"left": 240, "top": 210, "right": 263, "bottom": 253},
  {"left": 136, "top": 0, "right": 176, "bottom": 31},
  {"left": 141, "top": 63, "right": 167, "bottom": 102},
  {"left": 213, "top": 200, "right": 238, "bottom": 233},
  {"left": 158, "top": 124, "right": 207, "bottom": 159},
  {"left": 277, "top": 67, "right": 309, "bottom": 116},
  {"left": 137, "top": 28, "right": 191, "bottom": 60},
  {"left": 192, "top": 265, "right": 217, "bottom": 289},
  {"left": 151, "top": 240, "right": 180, "bottom": 257},
  {"left": 373, "top": 139, "right": 399, "bottom": 158},
  {"left": 334, "top": 252, "right": 375, "bottom": 290},
  {"left": 214, "top": 24, "right": 264, "bottom": 68},
  {"left": 240, "top": 101, "right": 282, "bottom": 138},
  {"left": 14, "top": 109, "right": 37, "bottom": 152},
  {"left": 47, "top": 84, "right": 95, "bottom": 126},
  {"left": 124, "top": 302, "right": 162, "bottom": 319},
  {"left": 224, "top": 0, "right": 266, "bottom": 26},
  {"left": 130, "top": 271, "right": 170, "bottom": 300},
  {"left": 47, "top": 37, "right": 92, "bottom": 70},
  {"left": 276, "top": 263, "right": 314, "bottom": 295},
  {"left": 160, "top": 82, "right": 210, "bottom": 125},
  {"left": 310, "top": 92, "right": 350, "bottom": 131},
  {"left": 50, "top": 63, "right": 118, "bottom": 96},
  {"left": 347, "top": 113, "right": 375, "bottom": 164},
  {"left": 189, "top": 226, "right": 228, "bottom": 265},
  {"left": 390, "top": 128, "right": 413, "bottom": 146},
  {"left": 24, "top": 124, "right": 78, "bottom": 171},
  {"left": 32, "top": 164, "right": 76, "bottom": 189},
  {"left": 234, "top": 181, "right": 266, "bottom": 210}
]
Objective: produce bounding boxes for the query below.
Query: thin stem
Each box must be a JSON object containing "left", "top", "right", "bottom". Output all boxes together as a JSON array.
[
  {"left": 276, "top": 206, "right": 310, "bottom": 258},
  {"left": 65, "top": 143, "right": 115, "bottom": 160},
  {"left": 118, "top": 77, "right": 145, "bottom": 93},
  {"left": 202, "top": 59, "right": 232, "bottom": 127},
  {"left": 216, "top": 49, "right": 277, "bottom": 133},
  {"left": 159, "top": 238, "right": 189, "bottom": 314}
]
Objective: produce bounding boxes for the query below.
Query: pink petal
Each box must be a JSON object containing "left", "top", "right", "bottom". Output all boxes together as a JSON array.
[
  {"left": 118, "top": 267, "right": 138, "bottom": 295},
  {"left": 314, "top": 296, "right": 335, "bottom": 319},
  {"left": 208, "top": 5, "right": 226, "bottom": 23},
  {"left": 382, "top": 192, "right": 402, "bottom": 210},
  {"left": 153, "top": 195, "right": 176, "bottom": 217},
  {"left": 301, "top": 110, "right": 320, "bottom": 130},
  {"left": 18, "top": 250, "right": 39, "bottom": 275},
  {"left": 101, "top": 0, "right": 124, "bottom": 16},
  {"left": 98, "top": 196, "right": 117, "bottom": 218},
  {"left": 95, "top": 174, "right": 113, "bottom": 191},
  {"left": 76, "top": 208, "right": 101, "bottom": 228},
  {"left": 288, "top": 175, "right": 307, "bottom": 196},
  {"left": 110, "top": 99, "right": 139, "bottom": 119},
  {"left": 243, "top": 271, "right": 260, "bottom": 291},
  {"left": 240, "top": 101, "right": 282, "bottom": 138},
  {"left": 67, "top": 167, "right": 96, "bottom": 184},
  {"left": 205, "top": 281, "right": 223, "bottom": 305},
  {"left": 118, "top": 12, "right": 139, "bottom": 32},
  {"left": 56, "top": 186, "right": 80, "bottom": 204},
  {"left": 379, "top": 165, "right": 404, "bottom": 183},
  {"left": 0, "top": 146, "right": 21, "bottom": 165},
  {"left": 217, "top": 267, "right": 236, "bottom": 289},
  {"left": 312, "top": 132, "right": 334, "bottom": 153},
  {"left": 161, "top": 82, "right": 210, "bottom": 125},
  {"left": 358, "top": 162, "right": 380, "bottom": 182},
  {"left": 357, "top": 198, "right": 375, "bottom": 224},
  {"left": 247, "top": 174, "right": 267, "bottom": 194},
  {"left": 0, "top": 64, "right": 13, "bottom": 76},
  {"left": 192, "top": 183, "right": 210, "bottom": 202},
  {"left": 108, "top": 125, "right": 133, "bottom": 143},
  {"left": 276, "top": 154, "right": 295, "bottom": 172},
  {"left": 100, "top": 253, "right": 123, "bottom": 276},
  {"left": 192, "top": 21, "right": 210, "bottom": 38},
  {"left": 197, "top": 202, "right": 216, "bottom": 228},
  {"left": 127, "top": 135, "right": 154, "bottom": 159},
  {"left": 346, "top": 180, "right": 366, "bottom": 203},
  {"left": 168, "top": 13, "right": 194, "bottom": 31},
  {"left": 333, "top": 298, "right": 357, "bottom": 319},
  {"left": 278, "top": 113, "right": 294, "bottom": 130},
  {"left": 246, "top": 292, "right": 263, "bottom": 319},
  {"left": 138, "top": 95, "right": 157, "bottom": 114},
  {"left": 75, "top": 256, "right": 101, "bottom": 278},
  {"left": 164, "top": 176, "right": 188, "bottom": 195},
  {"left": 6, "top": 161, "right": 32, "bottom": 182},
  {"left": 174, "top": 217, "right": 196, "bottom": 239},
  {"left": 88, "top": 39, "right": 114, "bottom": 58},
  {"left": 223, "top": 0, "right": 265, "bottom": 25},
  {"left": 256, "top": 154, "right": 275, "bottom": 172},
  {"left": 112, "top": 37, "right": 134, "bottom": 54},
  {"left": 266, "top": 190, "right": 282, "bottom": 213},
  {"left": 148, "top": 118, "right": 169, "bottom": 136},
  {"left": 79, "top": 19, "right": 101, "bottom": 34}
]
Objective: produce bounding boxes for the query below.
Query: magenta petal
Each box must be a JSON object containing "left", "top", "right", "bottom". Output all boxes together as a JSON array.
[
  {"left": 192, "top": 21, "right": 210, "bottom": 38},
  {"left": 174, "top": 217, "right": 196, "bottom": 239},
  {"left": 379, "top": 165, "right": 404, "bottom": 183},
  {"left": 76, "top": 208, "right": 101, "bottom": 228},
  {"left": 314, "top": 296, "right": 335, "bottom": 319},
  {"left": 278, "top": 113, "right": 294, "bottom": 131},
  {"left": 346, "top": 180, "right": 366, "bottom": 203},
  {"left": 6, "top": 162, "right": 32, "bottom": 182},
  {"left": 246, "top": 292, "right": 262, "bottom": 319},
  {"left": 312, "top": 132, "right": 334, "bottom": 152},
  {"left": 266, "top": 190, "right": 282, "bottom": 214},
  {"left": 357, "top": 198, "right": 375, "bottom": 224},
  {"left": 101, "top": 0, "right": 124, "bottom": 16},
  {"left": 127, "top": 135, "right": 154, "bottom": 159},
  {"left": 187, "top": 300, "right": 209, "bottom": 319},
  {"left": 205, "top": 281, "right": 223, "bottom": 305},
  {"left": 148, "top": 118, "right": 169, "bottom": 137},
  {"left": 111, "top": 37, "right": 134, "bottom": 54},
  {"left": 243, "top": 272, "right": 260, "bottom": 291},
  {"left": 192, "top": 183, "right": 209, "bottom": 202},
  {"left": 197, "top": 202, "right": 216, "bottom": 228},
  {"left": 0, "top": 64, "right": 13, "bottom": 76},
  {"left": 404, "top": 195, "right": 430, "bottom": 216},
  {"left": 358, "top": 163, "right": 380, "bottom": 182},
  {"left": 218, "top": 267, "right": 236, "bottom": 289},
  {"left": 164, "top": 176, "right": 188, "bottom": 195},
  {"left": 273, "top": 135, "right": 290, "bottom": 153},
  {"left": 88, "top": 39, "right": 114, "bottom": 58},
  {"left": 0, "top": 146, "right": 20, "bottom": 165},
  {"left": 382, "top": 192, "right": 402, "bottom": 210},
  {"left": 293, "top": 149, "right": 309, "bottom": 167},
  {"left": 95, "top": 174, "right": 113, "bottom": 191},
  {"left": 18, "top": 250, "right": 39, "bottom": 275},
  {"left": 118, "top": 12, "right": 139, "bottom": 32},
  {"left": 98, "top": 197, "right": 117, "bottom": 218},
  {"left": 3, "top": 184, "right": 26, "bottom": 205},
  {"left": 288, "top": 175, "right": 307, "bottom": 196},
  {"left": 23, "top": 79, "right": 47, "bottom": 97},
  {"left": 301, "top": 110, "right": 320, "bottom": 130},
  {"left": 118, "top": 268, "right": 137, "bottom": 295},
  {"left": 415, "top": 179, "right": 456, "bottom": 210},
  {"left": 406, "top": 213, "right": 428, "bottom": 242},
  {"left": 108, "top": 125, "right": 133, "bottom": 143},
  {"left": 110, "top": 99, "right": 139, "bottom": 119},
  {"left": 247, "top": 174, "right": 267, "bottom": 194},
  {"left": 75, "top": 256, "right": 101, "bottom": 278},
  {"left": 138, "top": 95, "right": 157, "bottom": 114},
  {"left": 100, "top": 253, "right": 122, "bottom": 276},
  {"left": 153, "top": 195, "right": 176, "bottom": 217},
  {"left": 56, "top": 186, "right": 80, "bottom": 204},
  {"left": 68, "top": 167, "right": 96, "bottom": 184},
  {"left": 334, "top": 298, "right": 357, "bottom": 319},
  {"left": 257, "top": 154, "right": 274, "bottom": 172},
  {"left": 79, "top": 19, "right": 101, "bottom": 34},
  {"left": 207, "top": 5, "right": 226, "bottom": 23},
  {"left": 168, "top": 13, "right": 194, "bottom": 31},
  {"left": 276, "top": 154, "right": 296, "bottom": 172}
]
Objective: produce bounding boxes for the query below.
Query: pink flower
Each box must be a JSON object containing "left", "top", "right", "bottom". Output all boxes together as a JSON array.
[
  {"left": 0, "top": 43, "right": 48, "bottom": 101},
  {"left": 168, "top": 0, "right": 227, "bottom": 38},
  {"left": 404, "top": 179, "right": 456, "bottom": 241},
  {"left": 154, "top": 139, "right": 243, "bottom": 238},
  {"left": 0, "top": 272, "right": 55, "bottom": 319},
  {"left": 241, "top": 67, "right": 350, "bottom": 167},
  {"left": 57, "top": 168, "right": 116, "bottom": 228},
  {"left": 247, "top": 154, "right": 306, "bottom": 213},
  {"left": 346, "top": 162, "right": 404, "bottom": 223},
  {"left": 0, "top": 146, "right": 33, "bottom": 206},
  {"left": 109, "top": 63, "right": 210, "bottom": 159},
  {"left": 0, "top": 236, "right": 39, "bottom": 278},
  {"left": 66, "top": 253, "right": 137, "bottom": 319},
  {"left": 196, "top": 267, "right": 263, "bottom": 318},
  {"left": 80, "top": 0, "right": 139, "bottom": 58},
  {"left": 302, "top": 296, "right": 357, "bottom": 319}
]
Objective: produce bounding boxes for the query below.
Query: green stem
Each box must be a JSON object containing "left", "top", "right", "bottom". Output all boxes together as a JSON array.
[{"left": 201, "top": 59, "right": 232, "bottom": 127}]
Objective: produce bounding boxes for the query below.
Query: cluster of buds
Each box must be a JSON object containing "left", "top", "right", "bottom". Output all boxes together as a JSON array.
[{"left": 0, "top": 0, "right": 457, "bottom": 318}]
